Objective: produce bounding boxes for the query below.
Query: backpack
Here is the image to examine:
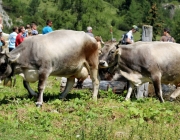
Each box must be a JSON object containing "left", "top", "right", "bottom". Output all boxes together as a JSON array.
[
  {"left": 119, "top": 33, "right": 128, "bottom": 45},
  {"left": 167, "top": 36, "right": 173, "bottom": 42}
]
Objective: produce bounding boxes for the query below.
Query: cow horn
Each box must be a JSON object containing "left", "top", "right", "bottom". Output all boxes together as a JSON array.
[
  {"left": 1, "top": 49, "right": 6, "bottom": 54},
  {"left": 100, "top": 36, "right": 105, "bottom": 44}
]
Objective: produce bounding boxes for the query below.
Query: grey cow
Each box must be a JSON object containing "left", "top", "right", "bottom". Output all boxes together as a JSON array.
[
  {"left": 99, "top": 41, "right": 180, "bottom": 102},
  {"left": 0, "top": 30, "right": 100, "bottom": 106}
]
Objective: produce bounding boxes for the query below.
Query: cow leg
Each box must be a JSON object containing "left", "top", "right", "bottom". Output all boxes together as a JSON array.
[
  {"left": 36, "top": 73, "right": 49, "bottom": 107},
  {"left": 169, "top": 87, "right": 180, "bottom": 101},
  {"left": 125, "top": 81, "right": 134, "bottom": 101},
  {"left": 75, "top": 79, "right": 83, "bottom": 89},
  {"left": 59, "top": 77, "right": 75, "bottom": 99},
  {"left": 90, "top": 69, "right": 100, "bottom": 101},
  {"left": 23, "top": 80, "right": 38, "bottom": 97},
  {"left": 151, "top": 73, "right": 164, "bottom": 103}
]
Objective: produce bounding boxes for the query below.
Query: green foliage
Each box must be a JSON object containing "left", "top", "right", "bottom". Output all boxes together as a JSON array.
[
  {"left": 27, "top": 0, "right": 40, "bottom": 16},
  {"left": 144, "top": 3, "right": 164, "bottom": 40},
  {"left": 172, "top": 9, "right": 180, "bottom": 42},
  {"left": 2, "top": 0, "right": 180, "bottom": 42}
]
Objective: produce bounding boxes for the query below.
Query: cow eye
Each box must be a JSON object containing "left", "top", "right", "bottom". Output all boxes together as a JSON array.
[{"left": 110, "top": 51, "right": 115, "bottom": 54}]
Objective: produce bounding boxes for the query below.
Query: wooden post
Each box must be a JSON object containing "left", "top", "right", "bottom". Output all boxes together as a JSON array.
[
  {"left": 136, "top": 25, "right": 153, "bottom": 98},
  {"left": 142, "top": 25, "right": 153, "bottom": 42}
]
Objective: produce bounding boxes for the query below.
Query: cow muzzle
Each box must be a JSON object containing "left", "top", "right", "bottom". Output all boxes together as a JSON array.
[{"left": 99, "top": 60, "right": 109, "bottom": 68}]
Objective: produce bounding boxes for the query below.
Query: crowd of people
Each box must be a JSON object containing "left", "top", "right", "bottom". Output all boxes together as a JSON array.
[
  {"left": 0, "top": 19, "right": 53, "bottom": 52},
  {"left": 0, "top": 16, "right": 176, "bottom": 60}
]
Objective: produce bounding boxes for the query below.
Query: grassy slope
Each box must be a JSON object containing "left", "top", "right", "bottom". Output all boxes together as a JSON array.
[{"left": 0, "top": 76, "right": 180, "bottom": 140}]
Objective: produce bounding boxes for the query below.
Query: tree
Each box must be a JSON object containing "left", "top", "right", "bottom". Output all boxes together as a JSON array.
[
  {"left": 172, "top": 9, "right": 180, "bottom": 43},
  {"left": 28, "top": 0, "right": 40, "bottom": 16},
  {"left": 124, "top": 0, "right": 143, "bottom": 27},
  {"left": 145, "top": 3, "right": 164, "bottom": 40}
]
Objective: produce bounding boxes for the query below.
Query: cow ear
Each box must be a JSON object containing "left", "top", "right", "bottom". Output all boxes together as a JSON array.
[
  {"left": 115, "top": 48, "right": 121, "bottom": 55},
  {"left": 9, "top": 53, "right": 20, "bottom": 63}
]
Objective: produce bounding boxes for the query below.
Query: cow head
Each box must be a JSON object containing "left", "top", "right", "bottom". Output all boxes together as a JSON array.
[
  {"left": 99, "top": 41, "right": 122, "bottom": 80},
  {"left": 0, "top": 50, "right": 12, "bottom": 80},
  {"left": 0, "top": 49, "right": 20, "bottom": 80},
  {"left": 99, "top": 41, "right": 121, "bottom": 68}
]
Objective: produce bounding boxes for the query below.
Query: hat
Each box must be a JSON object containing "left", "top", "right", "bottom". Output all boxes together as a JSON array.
[
  {"left": 132, "top": 25, "right": 138, "bottom": 31},
  {"left": 32, "top": 30, "right": 38, "bottom": 35},
  {"left": 87, "top": 26, "right": 92, "bottom": 31}
]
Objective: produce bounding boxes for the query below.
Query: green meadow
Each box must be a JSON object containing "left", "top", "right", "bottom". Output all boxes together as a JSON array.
[{"left": 0, "top": 76, "right": 179, "bottom": 140}]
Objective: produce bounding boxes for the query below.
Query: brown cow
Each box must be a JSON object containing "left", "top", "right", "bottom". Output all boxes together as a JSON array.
[{"left": 0, "top": 30, "right": 100, "bottom": 107}]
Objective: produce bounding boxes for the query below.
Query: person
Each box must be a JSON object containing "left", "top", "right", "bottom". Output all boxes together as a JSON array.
[
  {"left": 31, "top": 23, "right": 38, "bottom": 35},
  {"left": 8, "top": 26, "right": 18, "bottom": 52},
  {"left": 0, "top": 28, "right": 5, "bottom": 52},
  {"left": 42, "top": 20, "right": 53, "bottom": 34},
  {"left": 86, "top": 26, "right": 94, "bottom": 37},
  {"left": 15, "top": 26, "right": 26, "bottom": 47},
  {"left": 160, "top": 28, "right": 175, "bottom": 42},
  {"left": 27, "top": 29, "right": 32, "bottom": 36},
  {"left": 24, "top": 24, "right": 31, "bottom": 37},
  {"left": 120, "top": 25, "right": 139, "bottom": 45}
]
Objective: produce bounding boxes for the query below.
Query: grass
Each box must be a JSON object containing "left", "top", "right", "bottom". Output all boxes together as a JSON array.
[{"left": 0, "top": 76, "right": 180, "bottom": 140}]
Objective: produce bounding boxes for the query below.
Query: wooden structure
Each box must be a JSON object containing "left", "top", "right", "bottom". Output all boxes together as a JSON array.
[{"left": 142, "top": 25, "right": 153, "bottom": 42}]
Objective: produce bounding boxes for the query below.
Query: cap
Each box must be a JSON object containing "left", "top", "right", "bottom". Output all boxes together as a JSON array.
[
  {"left": 32, "top": 30, "right": 38, "bottom": 35},
  {"left": 87, "top": 26, "right": 92, "bottom": 31},
  {"left": 132, "top": 25, "right": 138, "bottom": 31}
]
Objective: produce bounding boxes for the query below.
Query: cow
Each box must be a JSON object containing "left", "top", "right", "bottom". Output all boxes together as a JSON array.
[
  {"left": 99, "top": 41, "right": 180, "bottom": 102},
  {"left": 0, "top": 30, "right": 100, "bottom": 107},
  {"left": 98, "top": 41, "right": 128, "bottom": 81}
]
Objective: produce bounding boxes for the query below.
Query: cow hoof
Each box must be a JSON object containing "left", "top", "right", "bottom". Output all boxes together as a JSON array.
[
  {"left": 59, "top": 95, "right": 66, "bottom": 100},
  {"left": 92, "top": 96, "right": 97, "bottom": 101},
  {"left": 125, "top": 98, "right": 130, "bottom": 101},
  {"left": 169, "top": 97, "right": 175, "bottom": 102},
  {"left": 35, "top": 102, "right": 42, "bottom": 108},
  {"left": 36, "top": 104, "right": 42, "bottom": 108}
]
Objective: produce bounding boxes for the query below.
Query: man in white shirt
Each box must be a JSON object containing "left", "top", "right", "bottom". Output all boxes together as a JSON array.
[
  {"left": 126, "top": 25, "right": 139, "bottom": 44},
  {"left": 8, "top": 26, "right": 18, "bottom": 52}
]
